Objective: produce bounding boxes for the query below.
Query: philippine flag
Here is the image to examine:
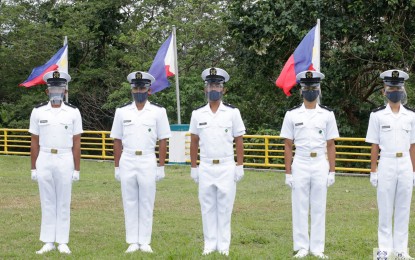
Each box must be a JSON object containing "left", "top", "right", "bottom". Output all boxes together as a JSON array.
[
  {"left": 19, "top": 44, "right": 68, "bottom": 88},
  {"left": 148, "top": 33, "right": 176, "bottom": 94},
  {"left": 276, "top": 22, "right": 320, "bottom": 96}
]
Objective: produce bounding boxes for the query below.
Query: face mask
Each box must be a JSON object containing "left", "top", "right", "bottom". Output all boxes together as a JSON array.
[
  {"left": 385, "top": 91, "right": 404, "bottom": 103},
  {"left": 48, "top": 92, "right": 64, "bottom": 105},
  {"left": 207, "top": 90, "right": 222, "bottom": 101},
  {"left": 133, "top": 92, "right": 148, "bottom": 103},
  {"left": 302, "top": 90, "right": 319, "bottom": 102}
]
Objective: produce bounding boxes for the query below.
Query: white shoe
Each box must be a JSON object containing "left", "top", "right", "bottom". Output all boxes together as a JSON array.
[
  {"left": 395, "top": 252, "right": 415, "bottom": 260},
  {"left": 294, "top": 249, "right": 309, "bottom": 258},
  {"left": 219, "top": 250, "right": 229, "bottom": 256},
  {"left": 139, "top": 244, "right": 153, "bottom": 253},
  {"left": 36, "top": 243, "right": 55, "bottom": 254},
  {"left": 125, "top": 243, "right": 139, "bottom": 253},
  {"left": 202, "top": 248, "right": 215, "bottom": 255},
  {"left": 58, "top": 244, "right": 71, "bottom": 254},
  {"left": 311, "top": 252, "right": 328, "bottom": 259}
]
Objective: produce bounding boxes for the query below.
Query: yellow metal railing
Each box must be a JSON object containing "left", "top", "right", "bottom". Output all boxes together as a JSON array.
[{"left": 1, "top": 128, "right": 371, "bottom": 173}]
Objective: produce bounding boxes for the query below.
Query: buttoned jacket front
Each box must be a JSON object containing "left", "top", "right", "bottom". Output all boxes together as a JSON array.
[
  {"left": 280, "top": 104, "right": 339, "bottom": 153},
  {"left": 29, "top": 102, "right": 83, "bottom": 148},
  {"left": 110, "top": 101, "right": 171, "bottom": 151},
  {"left": 189, "top": 102, "right": 245, "bottom": 159},
  {"left": 366, "top": 104, "right": 415, "bottom": 152}
]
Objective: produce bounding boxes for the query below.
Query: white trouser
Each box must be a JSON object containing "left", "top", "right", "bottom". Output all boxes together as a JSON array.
[
  {"left": 198, "top": 161, "right": 236, "bottom": 251},
  {"left": 291, "top": 155, "right": 329, "bottom": 253},
  {"left": 119, "top": 152, "right": 157, "bottom": 244},
  {"left": 36, "top": 151, "right": 74, "bottom": 244},
  {"left": 377, "top": 156, "right": 413, "bottom": 253}
]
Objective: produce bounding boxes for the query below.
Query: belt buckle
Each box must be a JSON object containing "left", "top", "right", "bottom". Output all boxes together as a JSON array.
[
  {"left": 212, "top": 159, "right": 220, "bottom": 164},
  {"left": 51, "top": 149, "right": 58, "bottom": 154},
  {"left": 396, "top": 152, "right": 403, "bottom": 157},
  {"left": 310, "top": 152, "right": 317, "bottom": 157},
  {"left": 135, "top": 151, "right": 142, "bottom": 156}
]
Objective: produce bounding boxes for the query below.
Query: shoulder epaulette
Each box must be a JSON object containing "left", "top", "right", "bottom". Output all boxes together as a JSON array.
[
  {"left": 194, "top": 104, "right": 206, "bottom": 110},
  {"left": 403, "top": 105, "right": 415, "bottom": 113},
  {"left": 288, "top": 104, "right": 301, "bottom": 111},
  {"left": 64, "top": 101, "right": 77, "bottom": 109},
  {"left": 35, "top": 101, "right": 48, "bottom": 108},
  {"left": 118, "top": 101, "right": 133, "bottom": 108},
  {"left": 371, "top": 105, "right": 386, "bottom": 113},
  {"left": 223, "top": 102, "right": 236, "bottom": 109},
  {"left": 318, "top": 104, "right": 333, "bottom": 111},
  {"left": 150, "top": 101, "right": 163, "bottom": 108}
]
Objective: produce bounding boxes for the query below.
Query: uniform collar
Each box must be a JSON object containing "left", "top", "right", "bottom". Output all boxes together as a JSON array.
[
  {"left": 129, "top": 100, "right": 151, "bottom": 111},
  {"left": 298, "top": 103, "right": 323, "bottom": 113},
  {"left": 201, "top": 101, "right": 226, "bottom": 113},
  {"left": 384, "top": 103, "right": 407, "bottom": 115},
  {"left": 44, "top": 101, "right": 68, "bottom": 111}
]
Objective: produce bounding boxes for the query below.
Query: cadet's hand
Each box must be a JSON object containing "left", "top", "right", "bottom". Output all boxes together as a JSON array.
[
  {"left": 114, "top": 167, "right": 120, "bottom": 182},
  {"left": 413, "top": 172, "right": 415, "bottom": 187},
  {"left": 370, "top": 172, "right": 378, "bottom": 187},
  {"left": 31, "top": 169, "right": 38, "bottom": 182},
  {"left": 156, "top": 166, "right": 165, "bottom": 182},
  {"left": 72, "top": 170, "right": 80, "bottom": 182},
  {"left": 285, "top": 174, "right": 294, "bottom": 189},
  {"left": 190, "top": 167, "right": 199, "bottom": 183},
  {"left": 234, "top": 165, "right": 244, "bottom": 182},
  {"left": 327, "top": 172, "right": 335, "bottom": 187}
]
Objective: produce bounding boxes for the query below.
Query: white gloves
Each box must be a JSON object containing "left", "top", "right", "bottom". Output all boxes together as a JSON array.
[
  {"left": 31, "top": 169, "right": 37, "bottom": 182},
  {"left": 114, "top": 167, "right": 120, "bottom": 182},
  {"left": 327, "top": 172, "right": 335, "bottom": 187},
  {"left": 234, "top": 165, "right": 244, "bottom": 182},
  {"left": 370, "top": 172, "right": 378, "bottom": 187},
  {"left": 191, "top": 167, "right": 199, "bottom": 183},
  {"left": 72, "top": 170, "right": 80, "bottom": 182},
  {"left": 156, "top": 166, "right": 165, "bottom": 181},
  {"left": 285, "top": 174, "right": 293, "bottom": 189}
]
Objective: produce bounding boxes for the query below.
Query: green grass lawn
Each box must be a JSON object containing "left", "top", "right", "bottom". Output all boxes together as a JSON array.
[{"left": 0, "top": 155, "right": 414, "bottom": 259}]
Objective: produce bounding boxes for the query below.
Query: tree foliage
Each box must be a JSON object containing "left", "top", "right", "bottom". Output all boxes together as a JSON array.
[
  {"left": 1, "top": 0, "right": 415, "bottom": 136},
  {"left": 227, "top": 0, "right": 415, "bottom": 136}
]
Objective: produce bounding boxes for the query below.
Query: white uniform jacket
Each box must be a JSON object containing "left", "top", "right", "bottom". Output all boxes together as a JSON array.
[
  {"left": 110, "top": 101, "right": 171, "bottom": 149},
  {"left": 189, "top": 102, "right": 245, "bottom": 159},
  {"left": 280, "top": 103, "right": 339, "bottom": 151},
  {"left": 29, "top": 101, "right": 83, "bottom": 146}
]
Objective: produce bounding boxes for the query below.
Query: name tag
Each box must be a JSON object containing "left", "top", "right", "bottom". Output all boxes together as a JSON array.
[
  {"left": 295, "top": 122, "right": 303, "bottom": 126},
  {"left": 199, "top": 122, "right": 207, "bottom": 126},
  {"left": 40, "top": 120, "right": 48, "bottom": 123},
  {"left": 123, "top": 120, "right": 131, "bottom": 123},
  {"left": 382, "top": 125, "right": 390, "bottom": 129}
]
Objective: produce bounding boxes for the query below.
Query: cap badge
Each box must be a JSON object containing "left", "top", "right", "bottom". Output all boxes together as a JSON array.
[
  {"left": 392, "top": 70, "right": 399, "bottom": 78},
  {"left": 53, "top": 71, "right": 60, "bottom": 78},
  {"left": 209, "top": 68, "right": 217, "bottom": 75},
  {"left": 135, "top": 72, "right": 143, "bottom": 79},
  {"left": 306, "top": 71, "right": 313, "bottom": 78}
]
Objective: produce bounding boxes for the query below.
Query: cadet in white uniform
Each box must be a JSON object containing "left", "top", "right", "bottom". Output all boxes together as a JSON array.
[
  {"left": 110, "top": 71, "right": 171, "bottom": 254},
  {"left": 280, "top": 71, "right": 339, "bottom": 259},
  {"left": 29, "top": 70, "right": 83, "bottom": 255},
  {"left": 366, "top": 69, "right": 415, "bottom": 260},
  {"left": 189, "top": 67, "right": 246, "bottom": 256}
]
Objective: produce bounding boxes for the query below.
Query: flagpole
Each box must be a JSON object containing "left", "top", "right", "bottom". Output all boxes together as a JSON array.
[
  {"left": 172, "top": 26, "right": 181, "bottom": 124},
  {"left": 63, "top": 36, "right": 68, "bottom": 102},
  {"left": 315, "top": 19, "right": 320, "bottom": 72}
]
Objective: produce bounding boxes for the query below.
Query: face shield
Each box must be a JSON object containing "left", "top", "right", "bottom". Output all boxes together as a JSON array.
[
  {"left": 204, "top": 80, "right": 224, "bottom": 102},
  {"left": 131, "top": 85, "right": 150, "bottom": 103},
  {"left": 384, "top": 85, "right": 407, "bottom": 105},
  {"left": 300, "top": 84, "right": 321, "bottom": 104},
  {"left": 47, "top": 85, "right": 66, "bottom": 105}
]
